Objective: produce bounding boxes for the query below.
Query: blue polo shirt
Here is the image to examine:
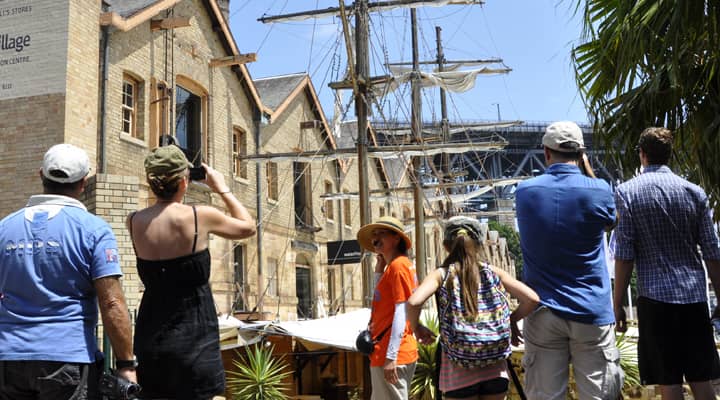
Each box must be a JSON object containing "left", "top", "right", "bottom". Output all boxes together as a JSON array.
[
  {"left": 516, "top": 164, "right": 616, "bottom": 325},
  {"left": 0, "top": 195, "right": 122, "bottom": 363}
]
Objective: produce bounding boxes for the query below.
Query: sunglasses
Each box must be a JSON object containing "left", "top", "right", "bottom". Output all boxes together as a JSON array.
[{"left": 371, "top": 230, "right": 397, "bottom": 247}]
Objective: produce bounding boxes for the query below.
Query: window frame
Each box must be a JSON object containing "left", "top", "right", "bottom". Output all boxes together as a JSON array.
[
  {"left": 323, "top": 180, "right": 334, "bottom": 222},
  {"left": 267, "top": 162, "right": 279, "bottom": 201},
  {"left": 149, "top": 78, "right": 170, "bottom": 148},
  {"left": 293, "top": 162, "right": 313, "bottom": 229},
  {"left": 121, "top": 75, "right": 138, "bottom": 138},
  {"left": 232, "top": 128, "right": 248, "bottom": 179},
  {"left": 342, "top": 189, "right": 352, "bottom": 228},
  {"left": 174, "top": 76, "right": 208, "bottom": 166}
]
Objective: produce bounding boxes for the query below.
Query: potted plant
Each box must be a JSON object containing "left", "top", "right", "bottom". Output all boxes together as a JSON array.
[{"left": 226, "top": 343, "right": 292, "bottom": 400}]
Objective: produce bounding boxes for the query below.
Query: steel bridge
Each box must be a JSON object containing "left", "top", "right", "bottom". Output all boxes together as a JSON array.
[{"left": 374, "top": 120, "right": 623, "bottom": 217}]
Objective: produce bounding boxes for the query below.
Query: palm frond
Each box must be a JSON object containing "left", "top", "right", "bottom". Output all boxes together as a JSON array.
[
  {"left": 572, "top": 0, "right": 720, "bottom": 218},
  {"left": 226, "top": 344, "right": 293, "bottom": 400}
]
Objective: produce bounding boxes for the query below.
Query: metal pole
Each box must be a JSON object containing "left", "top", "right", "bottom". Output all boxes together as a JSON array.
[
  {"left": 254, "top": 109, "right": 265, "bottom": 313},
  {"left": 411, "top": 9, "right": 426, "bottom": 281},
  {"left": 356, "top": 0, "right": 374, "bottom": 307}
]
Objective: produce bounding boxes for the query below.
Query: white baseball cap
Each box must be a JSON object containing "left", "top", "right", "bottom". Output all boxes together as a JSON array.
[
  {"left": 542, "top": 121, "right": 585, "bottom": 152},
  {"left": 42, "top": 144, "right": 90, "bottom": 183}
]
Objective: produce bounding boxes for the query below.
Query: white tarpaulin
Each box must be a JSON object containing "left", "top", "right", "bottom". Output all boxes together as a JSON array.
[
  {"left": 218, "top": 314, "right": 268, "bottom": 350},
  {"left": 268, "top": 308, "right": 371, "bottom": 351},
  {"left": 223, "top": 309, "right": 371, "bottom": 352}
]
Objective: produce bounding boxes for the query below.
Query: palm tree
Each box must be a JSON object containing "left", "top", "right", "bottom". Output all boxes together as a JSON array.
[{"left": 572, "top": 1, "right": 720, "bottom": 215}]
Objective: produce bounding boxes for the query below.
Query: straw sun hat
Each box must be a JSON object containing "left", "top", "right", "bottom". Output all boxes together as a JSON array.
[{"left": 356, "top": 216, "right": 412, "bottom": 252}]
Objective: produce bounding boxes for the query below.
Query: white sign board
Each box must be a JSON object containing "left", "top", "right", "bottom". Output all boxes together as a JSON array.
[{"left": 0, "top": 0, "right": 68, "bottom": 100}]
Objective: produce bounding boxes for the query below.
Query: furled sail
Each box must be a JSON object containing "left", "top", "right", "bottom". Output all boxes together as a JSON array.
[{"left": 370, "top": 65, "right": 512, "bottom": 97}]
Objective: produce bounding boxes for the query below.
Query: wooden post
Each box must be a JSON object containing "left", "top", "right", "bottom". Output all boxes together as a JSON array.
[
  {"left": 355, "top": 0, "right": 374, "bottom": 308},
  {"left": 437, "top": 26, "right": 452, "bottom": 217}
]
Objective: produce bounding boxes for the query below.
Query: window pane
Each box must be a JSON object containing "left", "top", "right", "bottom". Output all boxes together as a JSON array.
[
  {"left": 234, "top": 245, "right": 245, "bottom": 311},
  {"left": 296, "top": 267, "right": 311, "bottom": 319},
  {"left": 267, "top": 162, "right": 278, "bottom": 200},
  {"left": 175, "top": 85, "right": 202, "bottom": 164},
  {"left": 267, "top": 259, "right": 278, "bottom": 297},
  {"left": 122, "top": 81, "right": 135, "bottom": 110}
]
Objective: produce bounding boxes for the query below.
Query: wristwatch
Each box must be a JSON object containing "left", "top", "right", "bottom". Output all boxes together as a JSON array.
[{"left": 115, "top": 358, "right": 138, "bottom": 370}]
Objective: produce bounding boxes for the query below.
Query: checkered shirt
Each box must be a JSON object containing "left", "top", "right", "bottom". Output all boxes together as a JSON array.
[{"left": 615, "top": 165, "right": 720, "bottom": 303}]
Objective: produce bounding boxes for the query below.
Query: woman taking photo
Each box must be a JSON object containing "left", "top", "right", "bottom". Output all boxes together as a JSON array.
[
  {"left": 408, "top": 216, "right": 538, "bottom": 400},
  {"left": 126, "top": 145, "right": 256, "bottom": 399},
  {"left": 357, "top": 216, "right": 419, "bottom": 400}
]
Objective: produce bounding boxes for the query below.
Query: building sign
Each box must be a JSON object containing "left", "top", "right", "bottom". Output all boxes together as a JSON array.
[
  {"left": 327, "top": 240, "right": 361, "bottom": 265},
  {"left": 0, "top": 0, "right": 68, "bottom": 100}
]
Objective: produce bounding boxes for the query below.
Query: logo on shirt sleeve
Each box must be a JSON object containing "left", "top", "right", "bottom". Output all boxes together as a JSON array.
[{"left": 105, "top": 248, "right": 119, "bottom": 264}]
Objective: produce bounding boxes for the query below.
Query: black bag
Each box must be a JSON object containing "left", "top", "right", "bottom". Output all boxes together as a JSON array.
[{"left": 355, "top": 326, "right": 390, "bottom": 356}]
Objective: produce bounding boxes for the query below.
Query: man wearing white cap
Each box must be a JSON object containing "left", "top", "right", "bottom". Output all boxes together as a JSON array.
[
  {"left": 0, "top": 144, "right": 136, "bottom": 399},
  {"left": 515, "top": 122, "right": 623, "bottom": 399}
]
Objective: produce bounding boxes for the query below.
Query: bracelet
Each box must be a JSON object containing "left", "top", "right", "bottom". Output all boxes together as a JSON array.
[
  {"left": 217, "top": 190, "right": 232, "bottom": 194},
  {"left": 115, "top": 359, "right": 138, "bottom": 370}
]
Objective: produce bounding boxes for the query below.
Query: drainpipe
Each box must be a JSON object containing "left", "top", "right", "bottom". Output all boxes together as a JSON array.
[
  {"left": 98, "top": 25, "right": 110, "bottom": 173},
  {"left": 254, "top": 107, "right": 264, "bottom": 313}
]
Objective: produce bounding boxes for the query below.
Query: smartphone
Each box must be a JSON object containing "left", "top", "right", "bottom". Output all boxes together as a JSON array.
[{"left": 189, "top": 166, "right": 206, "bottom": 181}]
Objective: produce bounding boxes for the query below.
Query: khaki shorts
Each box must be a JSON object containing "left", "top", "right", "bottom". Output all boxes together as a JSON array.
[
  {"left": 370, "top": 362, "right": 416, "bottom": 400},
  {"left": 522, "top": 307, "right": 623, "bottom": 400}
]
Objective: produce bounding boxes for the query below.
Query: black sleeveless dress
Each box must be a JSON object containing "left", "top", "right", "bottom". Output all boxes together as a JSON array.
[{"left": 130, "top": 207, "right": 224, "bottom": 400}]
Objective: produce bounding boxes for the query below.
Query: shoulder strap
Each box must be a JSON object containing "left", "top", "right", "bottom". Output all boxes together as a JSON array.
[
  {"left": 191, "top": 205, "right": 198, "bottom": 253},
  {"left": 374, "top": 325, "right": 391, "bottom": 342},
  {"left": 128, "top": 211, "right": 138, "bottom": 254},
  {"left": 437, "top": 265, "right": 453, "bottom": 320}
]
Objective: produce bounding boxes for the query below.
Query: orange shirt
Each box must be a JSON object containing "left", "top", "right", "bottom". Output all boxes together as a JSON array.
[{"left": 369, "top": 255, "right": 418, "bottom": 367}]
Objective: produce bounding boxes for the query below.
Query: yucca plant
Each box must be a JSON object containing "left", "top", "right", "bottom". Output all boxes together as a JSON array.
[
  {"left": 226, "top": 343, "right": 292, "bottom": 400},
  {"left": 615, "top": 332, "right": 641, "bottom": 391},
  {"left": 410, "top": 312, "right": 440, "bottom": 400}
]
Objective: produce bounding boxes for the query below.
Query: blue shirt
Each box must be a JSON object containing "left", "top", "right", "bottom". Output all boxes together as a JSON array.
[
  {"left": 0, "top": 195, "right": 122, "bottom": 363},
  {"left": 516, "top": 163, "right": 616, "bottom": 325},
  {"left": 615, "top": 165, "right": 720, "bottom": 304}
]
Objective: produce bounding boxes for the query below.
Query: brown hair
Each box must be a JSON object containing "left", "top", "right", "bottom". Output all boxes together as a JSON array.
[
  {"left": 147, "top": 170, "right": 186, "bottom": 199},
  {"left": 638, "top": 127, "right": 673, "bottom": 165},
  {"left": 440, "top": 234, "right": 489, "bottom": 317}
]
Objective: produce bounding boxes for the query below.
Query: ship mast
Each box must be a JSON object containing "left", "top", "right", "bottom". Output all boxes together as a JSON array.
[{"left": 260, "top": 0, "right": 490, "bottom": 305}]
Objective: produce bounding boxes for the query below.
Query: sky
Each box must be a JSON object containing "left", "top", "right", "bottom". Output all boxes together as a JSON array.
[{"left": 227, "top": 0, "right": 589, "bottom": 126}]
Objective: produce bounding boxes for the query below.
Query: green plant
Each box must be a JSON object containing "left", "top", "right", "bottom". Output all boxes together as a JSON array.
[
  {"left": 615, "top": 332, "right": 640, "bottom": 391},
  {"left": 410, "top": 312, "right": 440, "bottom": 400},
  {"left": 488, "top": 220, "right": 523, "bottom": 279},
  {"left": 226, "top": 343, "right": 292, "bottom": 400}
]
